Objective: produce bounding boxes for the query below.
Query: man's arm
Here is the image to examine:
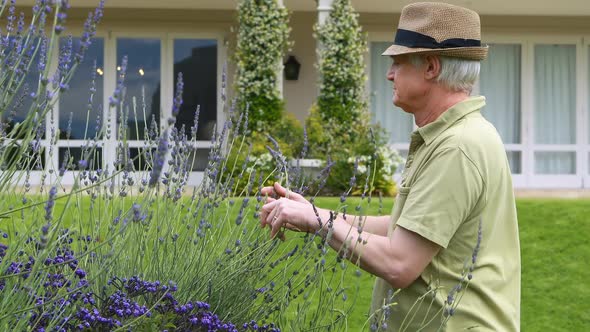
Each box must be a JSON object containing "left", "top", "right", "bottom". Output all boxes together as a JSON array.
[
  {"left": 324, "top": 218, "right": 440, "bottom": 289},
  {"left": 314, "top": 207, "right": 392, "bottom": 237},
  {"left": 262, "top": 183, "right": 392, "bottom": 237},
  {"left": 261, "top": 183, "right": 440, "bottom": 288}
]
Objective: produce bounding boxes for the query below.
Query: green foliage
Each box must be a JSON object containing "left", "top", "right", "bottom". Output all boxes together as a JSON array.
[
  {"left": 235, "top": 0, "right": 290, "bottom": 131},
  {"left": 315, "top": 0, "right": 367, "bottom": 125},
  {"left": 224, "top": 113, "right": 304, "bottom": 195},
  {"left": 307, "top": 0, "right": 403, "bottom": 196},
  {"left": 305, "top": 105, "right": 402, "bottom": 196}
]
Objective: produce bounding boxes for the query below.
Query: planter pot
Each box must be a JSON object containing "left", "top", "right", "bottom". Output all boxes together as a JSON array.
[{"left": 289, "top": 158, "right": 324, "bottom": 179}]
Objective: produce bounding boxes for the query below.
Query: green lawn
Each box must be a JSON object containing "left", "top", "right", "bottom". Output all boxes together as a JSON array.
[
  {"left": 311, "top": 198, "right": 590, "bottom": 331},
  {"left": 517, "top": 199, "right": 590, "bottom": 331},
  {"left": 2, "top": 195, "right": 588, "bottom": 330}
]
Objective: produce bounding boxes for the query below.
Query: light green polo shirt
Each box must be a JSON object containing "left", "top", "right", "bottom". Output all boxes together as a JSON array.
[{"left": 370, "top": 96, "right": 521, "bottom": 331}]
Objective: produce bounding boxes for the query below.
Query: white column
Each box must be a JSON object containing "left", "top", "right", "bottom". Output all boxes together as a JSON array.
[
  {"left": 317, "top": 0, "right": 334, "bottom": 26},
  {"left": 277, "top": 0, "right": 284, "bottom": 96},
  {"left": 317, "top": 0, "right": 334, "bottom": 98}
]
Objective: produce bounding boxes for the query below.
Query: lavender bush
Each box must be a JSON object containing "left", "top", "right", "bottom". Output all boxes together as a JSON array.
[{"left": 0, "top": 1, "right": 481, "bottom": 331}]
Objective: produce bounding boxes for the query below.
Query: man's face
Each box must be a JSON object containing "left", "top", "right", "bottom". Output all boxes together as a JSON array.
[{"left": 386, "top": 55, "right": 427, "bottom": 112}]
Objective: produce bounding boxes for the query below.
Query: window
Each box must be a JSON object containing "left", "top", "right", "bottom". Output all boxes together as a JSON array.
[
  {"left": 533, "top": 44, "right": 577, "bottom": 175},
  {"left": 59, "top": 37, "right": 104, "bottom": 140},
  {"left": 116, "top": 38, "right": 161, "bottom": 141},
  {"left": 479, "top": 44, "right": 522, "bottom": 173},
  {"left": 58, "top": 37, "right": 105, "bottom": 171},
  {"left": 369, "top": 42, "right": 414, "bottom": 145},
  {"left": 2, "top": 29, "right": 221, "bottom": 186},
  {"left": 2, "top": 36, "right": 47, "bottom": 171},
  {"left": 372, "top": 37, "right": 586, "bottom": 187},
  {"left": 173, "top": 39, "right": 217, "bottom": 141},
  {"left": 173, "top": 39, "right": 218, "bottom": 172}
]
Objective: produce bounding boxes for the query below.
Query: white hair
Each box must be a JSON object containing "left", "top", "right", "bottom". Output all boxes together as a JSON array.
[{"left": 408, "top": 55, "right": 480, "bottom": 93}]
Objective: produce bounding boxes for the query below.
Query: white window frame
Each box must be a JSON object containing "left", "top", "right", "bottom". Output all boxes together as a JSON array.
[
  {"left": 165, "top": 32, "right": 226, "bottom": 185},
  {"left": 369, "top": 31, "right": 590, "bottom": 189},
  {"left": 10, "top": 26, "right": 227, "bottom": 188},
  {"left": 525, "top": 35, "right": 584, "bottom": 188},
  {"left": 479, "top": 35, "right": 528, "bottom": 188},
  {"left": 366, "top": 32, "right": 414, "bottom": 160},
  {"left": 50, "top": 31, "right": 108, "bottom": 187},
  {"left": 582, "top": 37, "right": 590, "bottom": 188}
]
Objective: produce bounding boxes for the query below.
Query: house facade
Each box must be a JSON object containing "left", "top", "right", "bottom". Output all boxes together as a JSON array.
[{"left": 14, "top": 0, "right": 590, "bottom": 189}]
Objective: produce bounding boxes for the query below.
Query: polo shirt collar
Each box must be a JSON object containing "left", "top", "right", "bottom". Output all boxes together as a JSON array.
[{"left": 417, "top": 96, "right": 486, "bottom": 146}]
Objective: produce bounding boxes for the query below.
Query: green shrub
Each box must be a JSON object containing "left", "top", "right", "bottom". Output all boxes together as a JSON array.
[
  {"left": 315, "top": 0, "right": 367, "bottom": 125},
  {"left": 235, "top": 0, "right": 290, "bottom": 131},
  {"left": 305, "top": 105, "right": 402, "bottom": 196},
  {"left": 306, "top": 0, "right": 403, "bottom": 196},
  {"left": 224, "top": 113, "right": 304, "bottom": 195}
]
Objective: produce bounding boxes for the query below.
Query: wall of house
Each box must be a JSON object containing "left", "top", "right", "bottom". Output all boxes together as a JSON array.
[
  {"left": 9, "top": 3, "right": 590, "bottom": 188},
  {"left": 283, "top": 12, "right": 318, "bottom": 123}
]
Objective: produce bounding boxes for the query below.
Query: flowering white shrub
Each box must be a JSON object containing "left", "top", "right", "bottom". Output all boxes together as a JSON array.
[
  {"left": 347, "top": 145, "right": 405, "bottom": 180},
  {"left": 378, "top": 145, "right": 405, "bottom": 178},
  {"left": 235, "top": 0, "right": 290, "bottom": 130},
  {"left": 246, "top": 152, "right": 274, "bottom": 174}
]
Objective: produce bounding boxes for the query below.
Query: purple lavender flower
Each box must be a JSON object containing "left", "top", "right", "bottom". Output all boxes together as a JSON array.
[
  {"left": 171, "top": 72, "right": 184, "bottom": 118},
  {"left": 148, "top": 129, "right": 168, "bottom": 187},
  {"left": 131, "top": 203, "right": 147, "bottom": 223},
  {"left": 44, "top": 186, "right": 57, "bottom": 221},
  {"left": 78, "top": 159, "right": 88, "bottom": 170},
  {"left": 110, "top": 55, "right": 127, "bottom": 107},
  {"left": 54, "top": 0, "right": 70, "bottom": 36}
]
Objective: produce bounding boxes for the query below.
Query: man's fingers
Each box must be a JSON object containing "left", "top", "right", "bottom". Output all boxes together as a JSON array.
[
  {"left": 274, "top": 182, "right": 306, "bottom": 202},
  {"left": 259, "top": 197, "right": 302, "bottom": 240},
  {"left": 260, "top": 186, "right": 275, "bottom": 196},
  {"left": 260, "top": 200, "right": 278, "bottom": 228},
  {"left": 282, "top": 223, "right": 303, "bottom": 232},
  {"left": 273, "top": 182, "right": 288, "bottom": 197},
  {"left": 268, "top": 208, "right": 283, "bottom": 239}
]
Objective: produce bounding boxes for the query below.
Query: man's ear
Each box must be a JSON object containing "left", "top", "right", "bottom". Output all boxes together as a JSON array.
[{"left": 424, "top": 55, "right": 441, "bottom": 81}]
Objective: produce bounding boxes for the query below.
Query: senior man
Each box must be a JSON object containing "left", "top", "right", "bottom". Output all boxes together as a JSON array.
[{"left": 260, "top": 2, "right": 520, "bottom": 331}]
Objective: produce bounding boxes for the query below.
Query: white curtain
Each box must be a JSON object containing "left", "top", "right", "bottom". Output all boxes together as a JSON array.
[
  {"left": 370, "top": 42, "right": 414, "bottom": 144},
  {"left": 534, "top": 44, "right": 576, "bottom": 174},
  {"left": 479, "top": 44, "right": 522, "bottom": 173}
]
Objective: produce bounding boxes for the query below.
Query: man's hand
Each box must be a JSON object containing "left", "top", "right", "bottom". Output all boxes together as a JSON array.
[
  {"left": 260, "top": 183, "right": 318, "bottom": 239},
  {"left": 260, "top": 182, "right": 307, "bottom": 203}
]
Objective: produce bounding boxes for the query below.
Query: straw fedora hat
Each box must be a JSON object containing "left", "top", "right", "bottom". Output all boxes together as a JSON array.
[{"left": 382, "top": 2, "right": 488, "bottom": 60}]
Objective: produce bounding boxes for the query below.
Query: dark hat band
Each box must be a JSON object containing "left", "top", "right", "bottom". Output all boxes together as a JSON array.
[{"left": 394, "top": 29, "right": 481, "bottom": 49}]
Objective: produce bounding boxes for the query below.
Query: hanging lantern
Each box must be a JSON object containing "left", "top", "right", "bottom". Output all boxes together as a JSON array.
[{"left": 284, "top": 55, "right": 301, "bottom": 81}]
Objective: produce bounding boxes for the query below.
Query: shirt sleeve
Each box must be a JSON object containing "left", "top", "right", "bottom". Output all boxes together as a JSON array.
[{"left": 396, "top": 147, "right": 484, "bottom": 248}]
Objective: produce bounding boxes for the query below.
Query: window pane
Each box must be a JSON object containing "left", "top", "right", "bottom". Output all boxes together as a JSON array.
[
  {"left": 3, "top": 37, "right": 45, "bottom": 139},
  {"left": 129, "top": 147, "right": 155, "bottom": 171},
  {"left": 535, "top": 151, "right": 575, "bottom": 174},
  {"left": 480, "top": 44, "right": 521, "bottom": 144},
  {"left": 370, "top": 42, "right": 413, "bottom": 144},
  {"left": 59, "top": 37, "right": 104, "bottom": 140},
  {"left": 174, "top": 39, "right": 217, "bottom": 141},
  {"left": 1, "top": 144, "right": 45, "bottom": 171},
  {"left": 58, "top": 147, "right": 103, "bottom": 171},
  {"left": 534, "top": 45, "right": 576, "bottom": 144},
  {"left": 188, "top": 148, "right": 211, "bottom": 172},
  {"left": 507, "top": 151, "right": 521, "bottom": 174},
  {"left": 588, "top": 46, "right": 590, "bottom": 144},
  {"left": 117, "top": 38, "right": 161, "bottom": 140},
  {"left": 395, "top": 149, "right": 408, "bottom": 174}
]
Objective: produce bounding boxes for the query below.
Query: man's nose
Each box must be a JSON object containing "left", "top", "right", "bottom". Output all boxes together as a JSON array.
[{"left": 387, "top": 67, "right": 395, "bottom": 81}]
